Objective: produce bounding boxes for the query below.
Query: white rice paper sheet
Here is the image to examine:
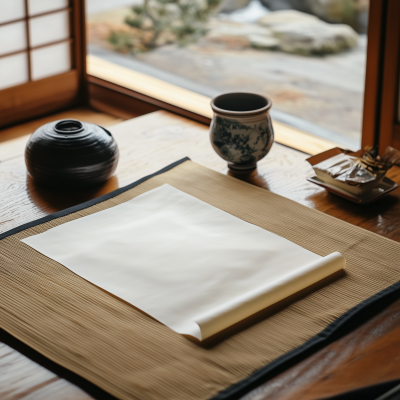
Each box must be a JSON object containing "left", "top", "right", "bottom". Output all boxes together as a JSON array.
[{"left": 22, "top": 184, "right": 345, "bottom": 341}]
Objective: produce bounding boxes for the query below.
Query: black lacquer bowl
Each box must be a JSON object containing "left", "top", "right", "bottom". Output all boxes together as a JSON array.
[{"left": 25, "top": 119, "right": 119, "bottom": 189}]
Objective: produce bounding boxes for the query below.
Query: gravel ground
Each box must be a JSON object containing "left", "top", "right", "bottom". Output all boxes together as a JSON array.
[
  {"left": 136, "top": 36, "right": 366, "bottom": 145},
  {"left": 87, "top": 5, "right": 367, "bottom": 147}
]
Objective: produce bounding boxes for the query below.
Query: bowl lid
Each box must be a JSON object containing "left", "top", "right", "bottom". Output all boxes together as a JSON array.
[{"left": 54, "top": 120, "right": 85, "bottom": 135}]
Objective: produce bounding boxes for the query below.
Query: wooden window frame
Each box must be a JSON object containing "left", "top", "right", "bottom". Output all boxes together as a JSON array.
[
  {"left": 0, "top": 0, "right": 87, "bottom": 129},
  {"left": 361, "top": 0, "right": 400, "bottom": 153}
]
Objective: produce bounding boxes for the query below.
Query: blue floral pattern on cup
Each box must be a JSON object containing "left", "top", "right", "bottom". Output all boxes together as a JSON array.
[{"left": 210, "top": 115, "right": 274, "bottom": 168}]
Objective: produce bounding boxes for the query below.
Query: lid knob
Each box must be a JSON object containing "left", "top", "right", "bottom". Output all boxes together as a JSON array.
[{"left": 54, "top": 120, "right": 84, "bottom": 134}]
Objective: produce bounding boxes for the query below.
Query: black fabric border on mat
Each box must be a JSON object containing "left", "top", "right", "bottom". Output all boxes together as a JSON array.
[
  {"left": 0, "top": 157, "right": 190, "bottom": 241},
  {"left": 212, "top": 279, "right": 400, "bottom": 400},
  {"left": 1, "top": 156, "right": 399, "bottom": 400}
]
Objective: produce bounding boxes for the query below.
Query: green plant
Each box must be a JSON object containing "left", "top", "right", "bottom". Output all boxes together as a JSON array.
[
  {"left": 108, "top": 0, "right": 221, "bottom": 53},
  {"left": 108, "top": 30, "right": 137, "bottom": 53}
]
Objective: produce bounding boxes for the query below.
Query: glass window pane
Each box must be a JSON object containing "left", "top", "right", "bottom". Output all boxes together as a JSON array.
[
  {"left": 0, "top": 21, "right": 27, "bottom": 56},
  {"left": 31, "top": 41, "right": 70, "bottom": 80},
  {"left": 0, "top": 0, "right": 25, "bottom": 24},
  {"left": 86, "top": 1, "right": 370, "bottom": 149},
  {"left": 0, "top": 52, "right": 28, "bottom": 90},
  {"left": 28, "top": 0, "right": 68, "bottom": 16},
  {"left": 29, "top": 10, "right": 69, "bottom": 48}
]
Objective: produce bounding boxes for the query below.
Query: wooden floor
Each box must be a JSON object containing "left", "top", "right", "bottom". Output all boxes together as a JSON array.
[{"left": 1, "top": 110, "right": 400, "bottom": 400}]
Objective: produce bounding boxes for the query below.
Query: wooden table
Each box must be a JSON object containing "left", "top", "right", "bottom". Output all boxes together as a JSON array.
[{"left": 1, "top": 111, "right": 400, "bottom": 400}]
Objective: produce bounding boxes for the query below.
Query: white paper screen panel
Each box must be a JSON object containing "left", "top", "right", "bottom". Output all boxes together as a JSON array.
[
  {"left": 28, "top": 0, "right": 69, "bottom": 16},
  {"left": 0, "top": 53, "right": 29, "bottom": 90},
  {"left": 29, "top": 11, "right": 69, "bottom": 47},
  {"left": 0, "top": 22, "right": 27, "bottom": 56},
  {"left": 31, "top": 41, "right": 70, "bottom": 80},
  {"left": 0, "top": 0, "right": 25, "bottom": 24}
]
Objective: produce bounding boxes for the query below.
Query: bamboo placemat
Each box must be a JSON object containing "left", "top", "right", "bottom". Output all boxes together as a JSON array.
[{"left": 2, "top": 158, "right": 400, "bottom": 400}]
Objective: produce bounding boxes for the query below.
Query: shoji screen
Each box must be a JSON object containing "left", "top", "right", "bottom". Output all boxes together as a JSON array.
[{"left": 0, "top": 0, "right": 86, "bottom": 129}]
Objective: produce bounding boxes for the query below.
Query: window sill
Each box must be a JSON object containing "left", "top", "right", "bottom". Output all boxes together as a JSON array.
[{"left": 87, "top": 55, "right": 339, "bottom": 155}]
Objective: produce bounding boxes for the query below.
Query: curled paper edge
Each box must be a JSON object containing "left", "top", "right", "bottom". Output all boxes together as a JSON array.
[{"left": 187, "top": 252, "right": 345, "bottom": 341}]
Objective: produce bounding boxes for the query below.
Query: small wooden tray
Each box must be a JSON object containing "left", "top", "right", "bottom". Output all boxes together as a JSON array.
[
  {"left": 306, "top": 147, "right": 363, "bottom": 167},
  {"left": 307, "top": 175, "right": 398, "bottom": 204},
  {"left": 306, "top": 147, "right": 398, "bottom": 204}
]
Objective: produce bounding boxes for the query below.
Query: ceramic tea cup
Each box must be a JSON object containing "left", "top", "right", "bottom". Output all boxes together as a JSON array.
[{"left": 210, "top": 92, "right": 274, "bottom": 171}]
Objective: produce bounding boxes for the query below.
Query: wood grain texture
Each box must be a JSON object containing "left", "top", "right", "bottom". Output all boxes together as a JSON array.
[
  {"left": 242, "top": 298, "right": 400, "bottom": 400},
  {"left": 0, "top": 71, "right": 82, "bottom": 130},
  {"left": 0, "top": 343, "right": 90, "bottom": 400},
  {"left": 1, "top": 110, "right": 400, "bottom": 400}
]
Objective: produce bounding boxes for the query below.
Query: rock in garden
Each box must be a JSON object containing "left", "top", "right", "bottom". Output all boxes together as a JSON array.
[
  {"left": 218, "top": 0, "right": 252, "bottom": 13},
  {"left": 206, "top": 21, "right": 274, "bottom": 48},
  {"left": 248, "top": 34, "right": 279, "bottom": 49},
  {"left": 258, "top": 9, "right": 318, "bottom": 26},
  {"left": 259, "top": 0, "right": 369, "bottom": 33},
  {"left": 258, "top": 10, "right": 358, "bottom": 55},
  {"left": 259, "top": 0, "right": 307, "bottom": 11},
  {"left": 207, "top": 21, "right": 273, "bottom": 38}
]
